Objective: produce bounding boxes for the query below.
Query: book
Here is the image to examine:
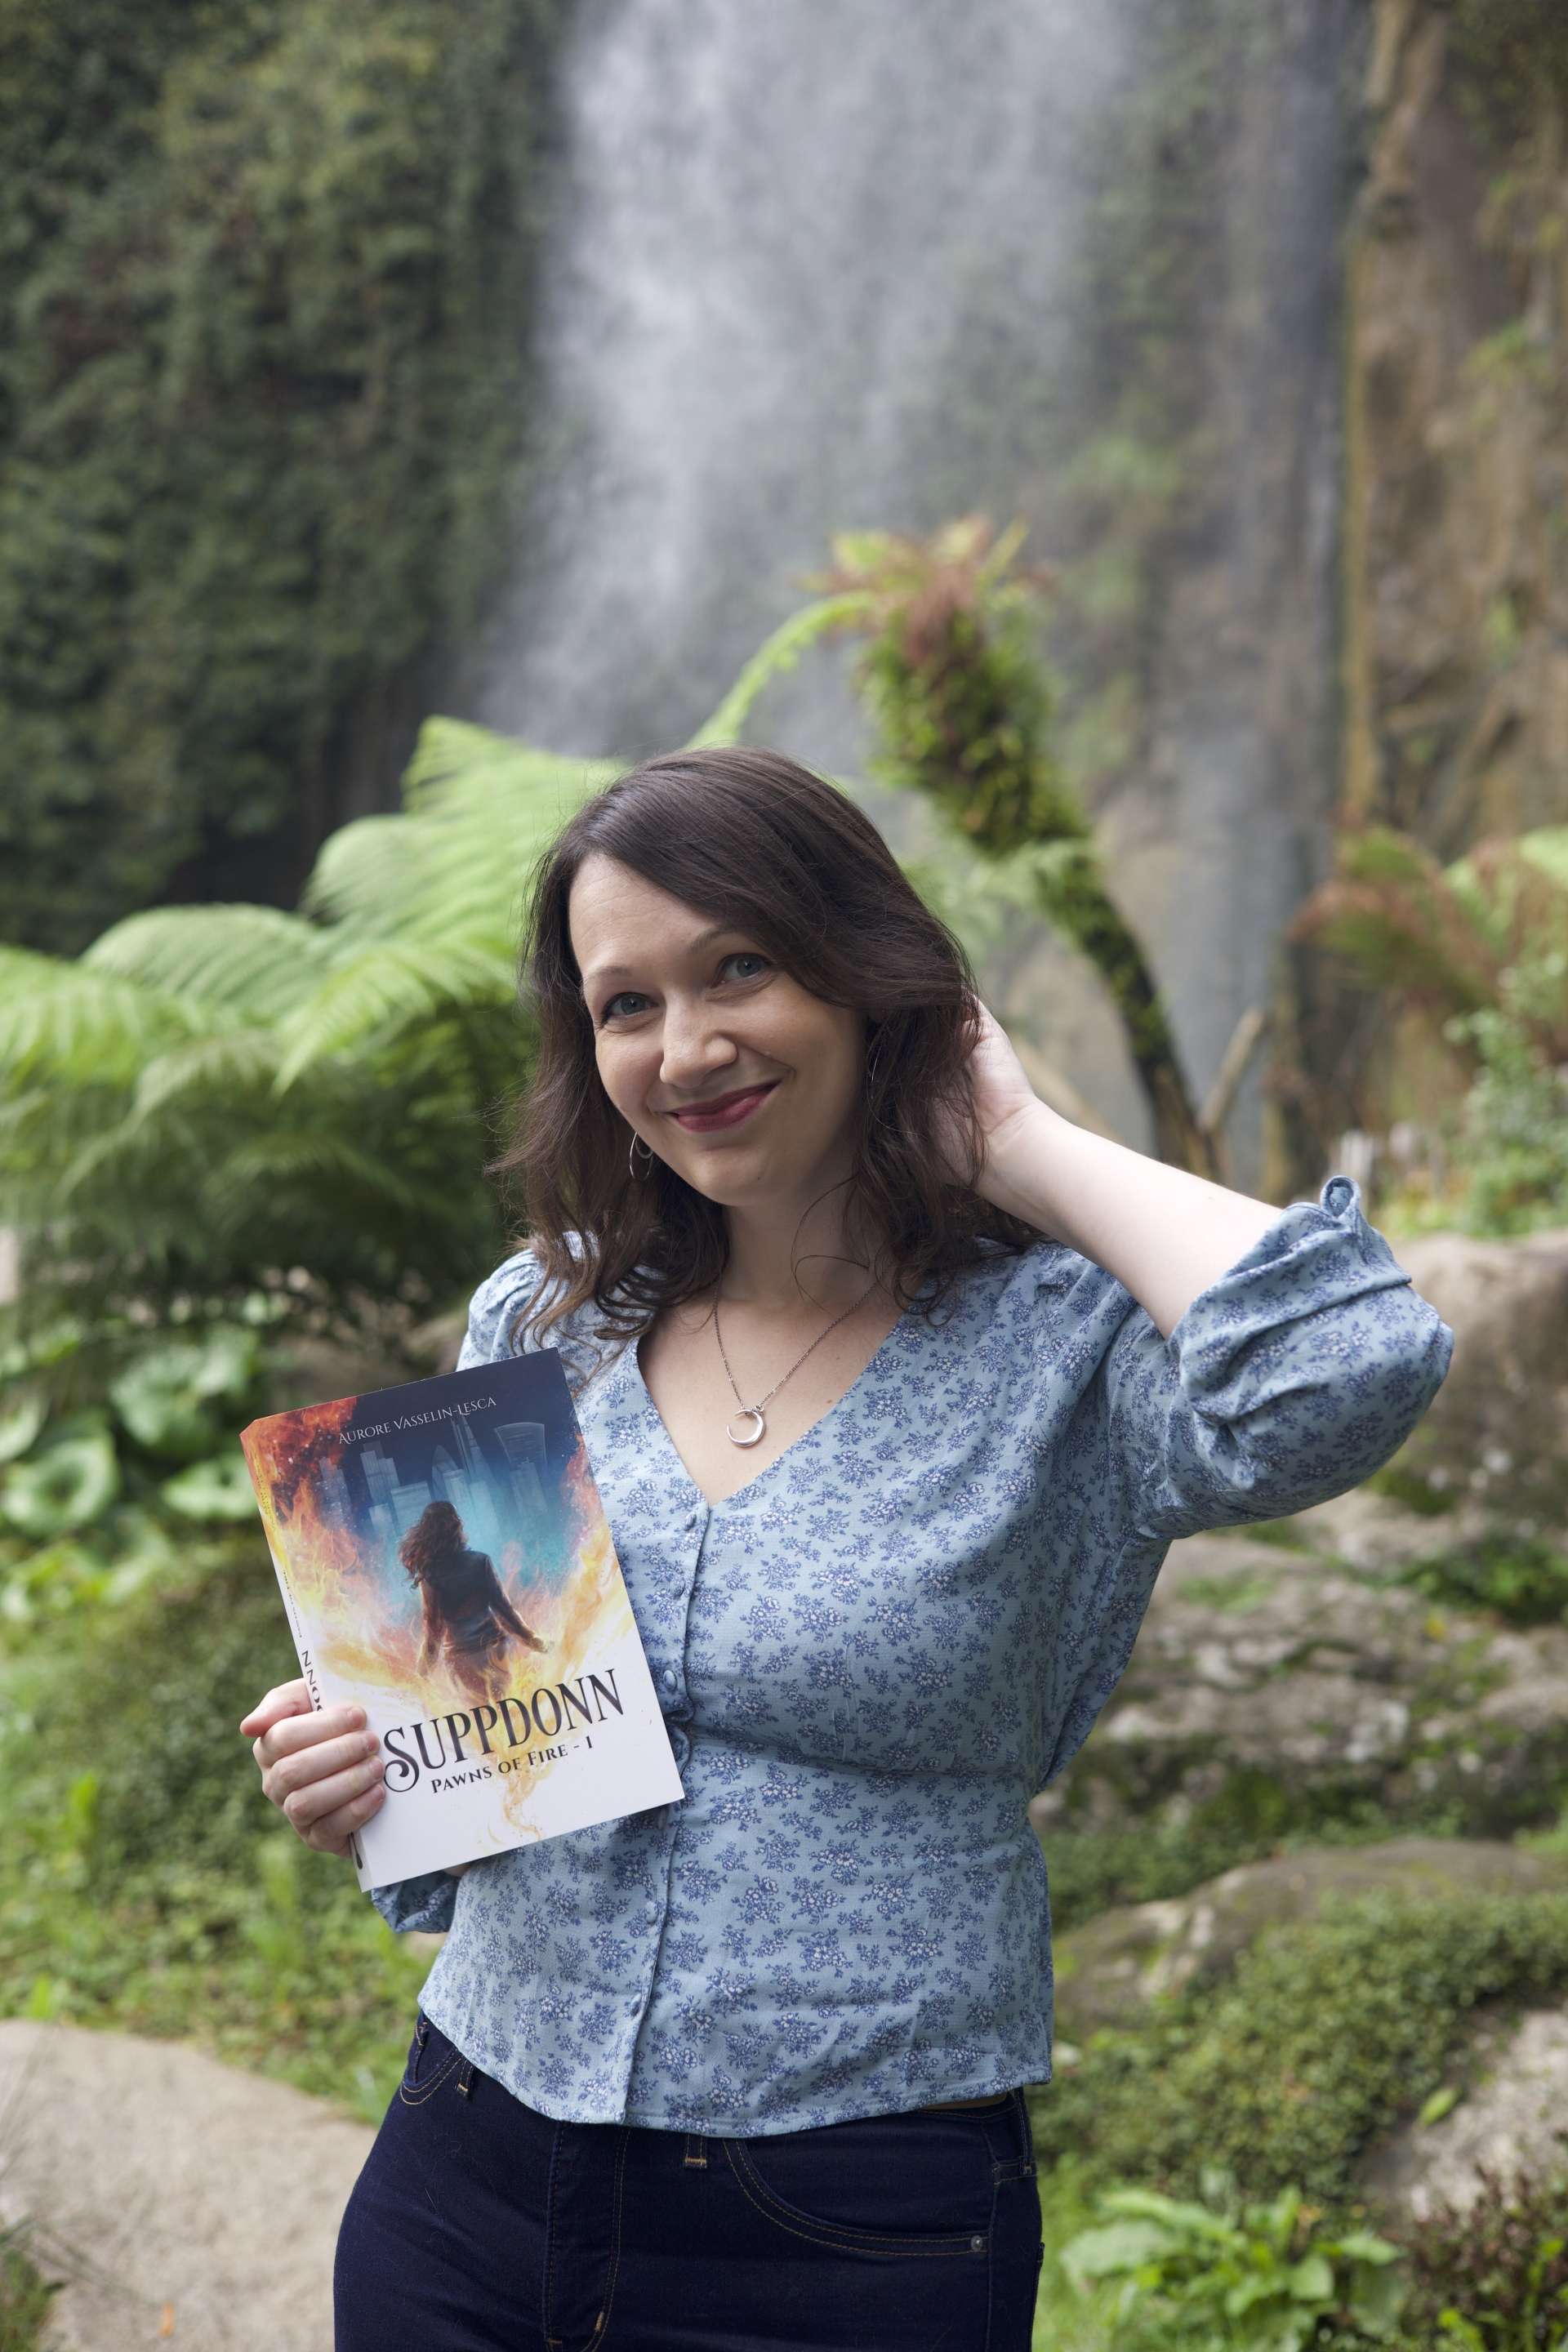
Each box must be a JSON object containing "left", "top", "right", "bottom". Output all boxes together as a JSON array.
[{"left": 239, "top": 1348, "right": 684, "bottom": 1891}]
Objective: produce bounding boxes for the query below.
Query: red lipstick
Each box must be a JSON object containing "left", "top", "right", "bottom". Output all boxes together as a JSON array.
[{"left": 669, "top": 1082, "right": 780, "bottom": 1133}]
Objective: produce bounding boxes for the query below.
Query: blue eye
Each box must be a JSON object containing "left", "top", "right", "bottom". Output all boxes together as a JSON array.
[{"left": 597, "top": 951, "right": 770, "bottom": 1025}]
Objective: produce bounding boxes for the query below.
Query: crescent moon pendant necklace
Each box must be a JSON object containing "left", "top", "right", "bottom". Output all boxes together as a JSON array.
[{"left": 715, "top": 1281, "right": 880, "bottom": 1446}]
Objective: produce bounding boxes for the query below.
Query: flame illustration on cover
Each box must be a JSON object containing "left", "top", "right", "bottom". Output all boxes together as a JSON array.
[{"left": 241, "top": 1352, "right": 684, "bottom": 1891}]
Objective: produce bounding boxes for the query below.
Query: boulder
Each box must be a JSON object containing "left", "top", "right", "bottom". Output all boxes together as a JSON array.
[
  {"left": 1030, "top": 1530, "right": 1568, "bottom": 1848},
  {"left": 1371, "top": 1224, "right": 1568, "bottom": 1534},
  {"left": 0, "top": 2020, "right": 372, "bottom": 2351},
  {"left": 1356, "top": 2003, "right": 1568, "bottom": 2225},
  {"left": 1052, "top": 1837, "right": 1568, "bottom": 2040}
]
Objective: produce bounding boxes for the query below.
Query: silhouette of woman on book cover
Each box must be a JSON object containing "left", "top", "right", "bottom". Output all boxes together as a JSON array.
[{"left": 399, "top": 1499, "right": 548, "bottom": 1695}]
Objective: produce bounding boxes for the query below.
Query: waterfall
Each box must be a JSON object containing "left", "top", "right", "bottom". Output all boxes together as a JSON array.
[
  {"left": 466, "top": 0, "right": 1359, "bottom": 1192},
  {"left": 469, "top": 0, "right": 1135, "bottom": 760}
]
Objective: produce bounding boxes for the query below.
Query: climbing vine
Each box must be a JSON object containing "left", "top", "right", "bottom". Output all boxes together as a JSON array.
[{"left": 0, "top": 0, "right": 571, "bottom": 952}]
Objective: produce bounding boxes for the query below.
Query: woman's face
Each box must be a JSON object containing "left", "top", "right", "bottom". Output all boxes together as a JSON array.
[{"left": 568, "top": 852, "right": 868, "bottom": 1210}]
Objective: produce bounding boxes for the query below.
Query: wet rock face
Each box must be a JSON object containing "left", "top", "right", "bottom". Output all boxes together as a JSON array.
[
  {"left": 1052, "top": 1836, "right": 1568, "bottom": 2040},
  {"left": 1346, "top": 0, "right": 1568, "bottom": 854},
  {"left": 1029, "top": 1521, "right": 1568, "bottom": 1853}
]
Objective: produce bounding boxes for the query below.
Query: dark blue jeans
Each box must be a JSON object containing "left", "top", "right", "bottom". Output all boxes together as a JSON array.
[{"left": 336, "top": 2008, "right": 1046, "bottom": 2350}]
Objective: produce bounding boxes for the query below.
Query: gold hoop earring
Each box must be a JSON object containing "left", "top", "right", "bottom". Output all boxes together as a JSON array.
[{"left": 628, "top": 1134, "right": 655, "bottom": 1179}]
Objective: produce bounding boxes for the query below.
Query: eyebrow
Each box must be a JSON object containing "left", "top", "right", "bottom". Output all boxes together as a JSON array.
[{"left": 581, "top": 921, "right": 746, "bottom": 995}]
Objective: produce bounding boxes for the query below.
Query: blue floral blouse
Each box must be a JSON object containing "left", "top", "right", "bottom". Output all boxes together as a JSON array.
[{"left": 370, "top": 1174, "right": 1453, "bottom": 2136}]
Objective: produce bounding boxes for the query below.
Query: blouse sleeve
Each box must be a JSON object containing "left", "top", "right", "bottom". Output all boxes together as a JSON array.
[
  {"left": 1092, "top": 1172, "right": 1454, "bottom": 1546},
  {"left": 368, "top": 1869, "right": 462, "bottom": 1936},
  {"left": 366, "top": 1249, "right": 543, "bottom": 1940},
  {"left": 455, "top": 1247, "right": 544, "bottom": 1371}
]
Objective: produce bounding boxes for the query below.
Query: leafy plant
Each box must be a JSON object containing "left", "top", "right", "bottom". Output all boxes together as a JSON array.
[
  {"left": 0, "top": 2218, "right": 66, "bottom": 2352},
  {"left": 1430, "top": 952, "right": 1568, "bottom": 1235},
  {"left": 0, "top": 1317, "right": 277, "bottom": 1633},
  {"left": 1397, "top": 2136, "right": 1568, "bottom": 2350},
  {"left": 0, "top": 0, "right": 572, "bottom": 956},
  {"left": 1060, "top": 2164, "right": 1407, "bottom": 2348},
  {"left": 1394, "top": 1535, "right": 1568, "bottom": 1629},
  {"left": 0, "top": 730, "right": 586, "bottom": 1370},
  {"left": 799, "top": 516, "right": 1227, "bottom": 1174},
  {"left": 1033, "top": 1887, "right": 1568, "bottom": 2211},
  {"left": 0, "top": 1540, "right": 431, "bottom": 2119},
  {"left": 1288, "top": 829, "right": 1568, "bottom": 1074}
]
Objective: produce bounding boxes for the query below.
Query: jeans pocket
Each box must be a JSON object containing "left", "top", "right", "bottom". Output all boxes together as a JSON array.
[
  {"left": 398, "top": 2010, "right": 463, "bottom": 2105},
  {"left": 721, "top": 2110, "right": 996, "bottom": 2259}
]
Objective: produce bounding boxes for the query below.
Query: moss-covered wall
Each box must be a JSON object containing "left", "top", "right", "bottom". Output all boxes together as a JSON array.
[
  {"left": 1325, "top": 0, "right": 1568, "bottom": 1150},
  {"left": 0, "top": 0, "right": 569, "bottom": 954},
  {"left": 1343, "top": 0, "right": 1568, "bottom": 858}
]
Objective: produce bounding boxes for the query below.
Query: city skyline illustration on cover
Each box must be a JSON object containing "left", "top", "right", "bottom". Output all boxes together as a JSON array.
[{"left": 241, "top": 1350, "right": 684, "bottom": 1891}]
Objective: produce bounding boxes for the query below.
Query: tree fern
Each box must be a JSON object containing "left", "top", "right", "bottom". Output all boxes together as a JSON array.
[
  {"left": 0, "top": 947, "right": 212, "bottom": 1086},
  {"left": 272, "top": 941, "right": 518, "bottom": 1089},
  {"left": 0, "top": 597, "right": 1134, "bottom": 1396},
  {"left": 1291, "top": 823, "right": 1568, "bottom": 1063},
  {"left": 83, "top": 903, "right": 336, "bottom": 1016}
]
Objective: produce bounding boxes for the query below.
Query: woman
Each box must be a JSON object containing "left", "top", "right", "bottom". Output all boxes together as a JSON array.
[
  {"left": 399, "top": 1496, "right": 549, "bottom": 1699},
  {"left": 240, "top": 745, "right": 1453, "bottom": 2350}
]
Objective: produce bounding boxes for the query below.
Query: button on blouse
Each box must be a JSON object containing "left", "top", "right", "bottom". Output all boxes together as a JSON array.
[{"left": 370, "top": 1174, "right": 1454, "bottom": 2137}]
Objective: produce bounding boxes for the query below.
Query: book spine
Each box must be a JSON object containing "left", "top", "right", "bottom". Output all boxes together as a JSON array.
[{"left": 262, "top": 1535, "right": 368, "bottom": 1884}]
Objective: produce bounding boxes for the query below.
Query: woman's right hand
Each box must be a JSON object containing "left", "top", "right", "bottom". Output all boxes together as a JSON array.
[{"left": 239, "top": 1680, "right": 386, "bottom": 1858}]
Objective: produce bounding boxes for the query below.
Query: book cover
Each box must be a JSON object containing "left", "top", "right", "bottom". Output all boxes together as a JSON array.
[{"left": 240, "top": 1349, "right": 684, "bottom": 1891}]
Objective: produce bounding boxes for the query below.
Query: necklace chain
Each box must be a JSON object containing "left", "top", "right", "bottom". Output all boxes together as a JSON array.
[{"left": 715, "top": 1279, "right": 882, "bottom": 1447}]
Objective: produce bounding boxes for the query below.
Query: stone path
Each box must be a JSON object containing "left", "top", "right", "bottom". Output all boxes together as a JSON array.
[{"left": 0, "top": 2020, "right": 373, "bottom": 2351}]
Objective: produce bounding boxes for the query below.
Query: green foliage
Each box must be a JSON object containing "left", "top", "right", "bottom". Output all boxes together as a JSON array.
[
  {"left": 1433, "top": 956, "right": 1568, "bottom": 1236},
  {"left": 0, "top": 1309, "right": 281, "bottom": 1630},
  {"left": 1441, "top": 0, "right": 1568, "bottom": 152},
  {"left": 1400, "top": 2143, "right": 1568, "bottom": 2350},
  {"left": 1290, "top": 830, "right": 1568, "bottom": 1058},
  {"left": 1294, "top": 832, "right": 1568, "bottom": 1238},
  {"left": 810, "top": 518, "right": 1084, "bottom": 854},
  {"left": 0, "top": 2221, "right": 60, "bottom": 2352},
  {"left": 1060, "top": 2167, "right": 1407, "bottom": 2349},
  {"left": 0, "top": 1540, "right": 430, "bottom": 2117},
  {"left": 799, "top": 519, "right": 1212, "bottom": 1165},
  {"left": 0, "top": 717, "right": 616, "bottom": 1373},
  {"left": 0, "top": 0, "right": 570, "bottom": 953},
  {"left": 1043, "top": 1786, "right": 1475, "bottom": 1940},
  {"left": 1395, "top": 1535, "right": 1568, "bottom": 1630},
  {"left": 1031, "top": 1886, "right": 1568, "bottom": 2210}
]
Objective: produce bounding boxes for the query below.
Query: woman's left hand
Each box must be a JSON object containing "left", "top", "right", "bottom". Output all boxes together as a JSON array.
[{"left": 932, "top": 998, "right": 1041, "bottom": 1196}]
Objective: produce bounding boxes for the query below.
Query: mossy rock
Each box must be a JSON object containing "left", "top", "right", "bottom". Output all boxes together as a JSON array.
[
  {"left": 1033, "top": 1876, "right": 1568, "bottom": 2211},
  {"left": 1034, "top": 1532, "right": 1568, "bottom": 1900},
  {"left": 1054, "top": 1836, "right": 1568, "bottom": 2039},
  {"left": 1382, "top": 1227, "right": 1568, "bottom": 1535}
]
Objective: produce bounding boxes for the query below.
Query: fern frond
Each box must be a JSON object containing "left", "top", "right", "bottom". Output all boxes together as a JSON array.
[
  {"left": 129, "top": 1031, "right": 284, "bottom": 1127},
  {"left": 272, "top": 943, "right": 520, "bottom": 1090},
  {"left": 400, "top": 717, "right": 619, "bottom": 821},
  {"left": 304, "top": 727, "right": 615, "bottom": 950},
  {"left": 686, "top": 595, "right": 871, "bottom": 747},
  {"left": 207, "top": 1130, "right": 466, "bottom": 1232},
  {"left": 0, "top": 947, "right": 207, "bottom": 1085},
  {"left": 82, "top": 905, "right": 334, "bottom": 1018}
]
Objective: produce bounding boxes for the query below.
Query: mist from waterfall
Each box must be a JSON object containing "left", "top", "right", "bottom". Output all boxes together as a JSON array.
[{"left": 470, "top": 0, "right": 1138, "bottom": 767}]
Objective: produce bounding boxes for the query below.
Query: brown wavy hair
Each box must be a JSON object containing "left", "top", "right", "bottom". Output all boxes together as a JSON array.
[
  {"left": 487, "top": 745, "right": 1043, "bottom": 1387},
  {"left": 397, "top": 1498, "right": 470, "bottom": 1592}
]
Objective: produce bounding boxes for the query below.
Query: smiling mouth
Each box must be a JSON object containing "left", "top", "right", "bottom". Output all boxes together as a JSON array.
[{"left": 668, "top": 1081, "right": 780, "bottom": 1131}]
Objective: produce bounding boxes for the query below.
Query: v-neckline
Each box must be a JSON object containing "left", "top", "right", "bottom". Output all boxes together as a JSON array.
[{"left": 625, "top": 1290, "right": 928, "bottom": 1516}]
